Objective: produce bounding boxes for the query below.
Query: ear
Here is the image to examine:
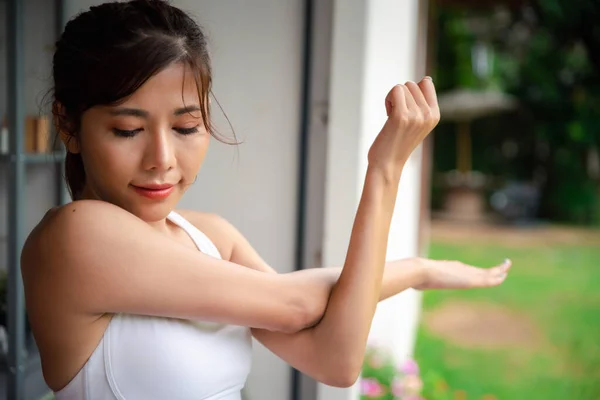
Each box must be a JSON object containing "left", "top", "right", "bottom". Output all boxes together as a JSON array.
[{"left": 53, "top": 102, "right": 80, "bottom": 154}]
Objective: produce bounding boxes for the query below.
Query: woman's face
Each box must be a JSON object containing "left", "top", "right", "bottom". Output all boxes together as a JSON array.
[{"left": 73, "top": 63, "right": 209, "bottom": 222}]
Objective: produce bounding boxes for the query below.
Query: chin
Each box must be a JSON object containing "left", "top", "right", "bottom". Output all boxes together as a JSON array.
[
  {"left": 120, "top": 196, "right": 180, "bottom": 223},
  {"left": 139, "top": 203, "right": 178, "bottom": 222}
]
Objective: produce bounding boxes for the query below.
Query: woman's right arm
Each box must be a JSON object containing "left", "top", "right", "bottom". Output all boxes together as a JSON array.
[
  {"left": 273, "top": 80, "right": 438, "bottom": 385},
  {"left": 21, "top": 200, "right": 323, "bottom": 334},
  {"left": 217, "top": 80, "right": 439, "bottom": 387}
]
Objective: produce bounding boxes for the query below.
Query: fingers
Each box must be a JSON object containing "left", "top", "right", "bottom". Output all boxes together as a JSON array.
[
  {"left": 388, "top": 79, "right": 440, "bottom": 133},
  {"left": 386, "top": 83, "right": 423, "bottom": 117},
  {"left": 385, "top": 98, "right": 393, "bottom": 117},
  {"left": 457, "top": 259, "right": 511, "bottom": 288},
  {"left": 417, "top": 76, "right": 438, "bottom": 108},
  {"left": 385, "top": 85, "right": 407, "bottom": 116},
  {"left": 386, "top": 77, "right": 438, "bottom": 112},
  {"left": 405, "top": 80, "right": 428, "bottom": 109},
  {"left": 402, "top": 84, "right": 418, "bottom": 111},
  {"left": 483, "top": 259, "right": 512, "bottom": 287}
]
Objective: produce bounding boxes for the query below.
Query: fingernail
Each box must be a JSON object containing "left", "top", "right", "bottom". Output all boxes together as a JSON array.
[
  {"left": 424, "top": 76, "right": 433, "bottom": 81},
  {"left": 503, "top": 258, "right": 511, "bottom": 265}
]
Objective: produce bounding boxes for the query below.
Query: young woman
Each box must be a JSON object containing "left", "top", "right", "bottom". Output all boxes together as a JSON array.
[{"left": 21, "top": 1, "right": 511, "bottom": 399}]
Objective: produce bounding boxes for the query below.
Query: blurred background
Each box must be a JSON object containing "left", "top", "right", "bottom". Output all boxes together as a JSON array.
[
  {"left": 1, "top": 0, "right": 599, "bottom": 400},
  {"left": 409, "top": 1, "right": 600, "bottom": 400}
]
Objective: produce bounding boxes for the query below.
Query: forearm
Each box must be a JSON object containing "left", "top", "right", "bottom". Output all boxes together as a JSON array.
[
  {"left": 284, "top": 257, "right": 424, "bottom": 314},
  {"left": 308, "top": 167, "right": 401, "bottom": 375},
  {"left": 379, "top": 258, "right": 424, "bottom": 299},
  {"left": 249, "top": 79, "right": 439, "bottom": 386},
  {"left": 252, "top": 238, "right": 425, "bottom": 387}
]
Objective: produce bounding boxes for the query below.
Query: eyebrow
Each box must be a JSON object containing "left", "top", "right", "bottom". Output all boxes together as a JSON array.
[{"left": 109, "top": 105, "right": 202, "bottom": 118}]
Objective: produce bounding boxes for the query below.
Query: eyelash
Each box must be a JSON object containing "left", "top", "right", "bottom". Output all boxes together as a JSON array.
[{"left": 112, "top": 126, "right": 200, "bottom": 138}]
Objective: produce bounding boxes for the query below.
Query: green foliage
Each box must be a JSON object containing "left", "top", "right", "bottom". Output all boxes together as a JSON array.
[{"left": 433, "top": 1, "right": 600, "bottom": 225}]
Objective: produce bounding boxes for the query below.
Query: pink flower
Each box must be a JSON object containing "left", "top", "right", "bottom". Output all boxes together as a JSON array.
[
  {"left": 402, "top": 375, "right": 423, "bottom": 393},
  {"left": 360, "top": 378, "right": 385, "bottom": 397},
  {"left": 391, "top": 380, "right": 402, "bottom": 398},
  {"left": 397, "top": 359, "right": 420, "bottom": 376},
  {"left": 391, "top": 375, "right": 423, "bottom": 398}
]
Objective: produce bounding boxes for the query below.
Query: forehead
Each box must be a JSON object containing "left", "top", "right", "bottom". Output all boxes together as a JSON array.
[{"left": 120, "top": 63, "right": 201, "bottom": 110}]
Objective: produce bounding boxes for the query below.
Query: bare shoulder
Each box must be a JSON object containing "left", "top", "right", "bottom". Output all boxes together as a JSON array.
[
  {"left": 174, "top": 210, "right": 238, "bottom": 261},
  {"left": 22, "top": 200, "right": 141, "bottom": 281},
  {"left": 21, "top": 201, "right": 139, "bottom": 334},
  {"left": 27, "top": 200, "right": 133, "bottom": 237},
  {"left": 24, "top": 200, "right": 132, "bottom": 254}
]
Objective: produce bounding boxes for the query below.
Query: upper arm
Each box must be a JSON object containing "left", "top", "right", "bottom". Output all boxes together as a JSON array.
[
  {"left": 183, "top": 212, "right": 277, "bottom": 274},
  {"left": 21, "top": 201, "right": 304, "bottom": 333},
  {"left": 184, "top": 213, "right": 358, "bottom": 385}
]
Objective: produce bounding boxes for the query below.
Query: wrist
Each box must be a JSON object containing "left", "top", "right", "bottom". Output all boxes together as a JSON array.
[
  {"left": 366, "top": 163, "right": 405, "bottom": 187},
  {"left": 397, "top": 257, "right": 429, "bottom": 288}
]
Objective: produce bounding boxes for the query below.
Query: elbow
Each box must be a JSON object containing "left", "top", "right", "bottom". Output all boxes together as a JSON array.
[
  {"left": 317, "top": 356, "right": 363, "bottom": 388},
  {"left": 277, "top": 291, "right": 323, "bottom": 334},
  {"left": 324, "top": 373, "right": 360, "bottom": 389},
  {"left": 272, "top": 295, "right": 315, "bottom": 334},
  {"left": 320, "top": 363, "right": 362, "bottom": 388},
  {"left": 276, "top": 315, "right": 306, "bottom": 335}
]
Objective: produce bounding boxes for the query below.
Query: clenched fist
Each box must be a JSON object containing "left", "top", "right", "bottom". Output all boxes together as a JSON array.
[{"left": 367, "top": 78, "right": 440, "bottom": 178}]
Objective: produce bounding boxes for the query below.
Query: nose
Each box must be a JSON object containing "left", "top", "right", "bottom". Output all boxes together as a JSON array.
[{"left": 142, "top": 127, "right": 176, "bottom": 172}]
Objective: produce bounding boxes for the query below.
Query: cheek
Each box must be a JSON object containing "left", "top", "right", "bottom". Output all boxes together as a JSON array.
[
  {"left": 81, "top": 138, "right": 137, "bottom": 181},
  {"left": 179, "top": 135, "right": 209, "bottom": 172}
]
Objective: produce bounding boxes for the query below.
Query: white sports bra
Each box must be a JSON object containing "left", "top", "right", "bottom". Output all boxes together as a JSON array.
[{"left": 54, "top": 211, "right": 253, "bottom": 400}]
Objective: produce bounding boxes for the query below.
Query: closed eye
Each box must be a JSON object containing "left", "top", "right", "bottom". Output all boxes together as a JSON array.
[
  {"left": 174, "top": 126, "right": 200, "bottom": 135},
  {"left": 112, "top": 126, "right": 200, "bottom": 138},
  {"left": 112, "top": 128, "right": 142, "bottom": 138}
]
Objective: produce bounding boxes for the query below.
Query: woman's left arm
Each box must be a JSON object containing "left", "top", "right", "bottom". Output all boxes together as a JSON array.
[
  {"left": 249, "top": 262, "right": 424, "bottom": 386},
  {"left": 200, "top": 213, "right": 510, "bottom": 386}
]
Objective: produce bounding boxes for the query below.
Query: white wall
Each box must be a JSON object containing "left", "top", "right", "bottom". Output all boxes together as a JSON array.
[
  {"left": 61, "top": 2, "right": 304, "bottom": 400},
  {"left": 318, "top": 0, "right": 424, "bottom": 399},
  {"left": 176, "top": 3, "right": 304, "bottom": 400},
  {"left": 361, "top": 0, "right": 424, "bottom": 364}
]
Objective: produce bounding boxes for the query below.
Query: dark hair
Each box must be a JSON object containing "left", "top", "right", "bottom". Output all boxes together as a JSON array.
[{"left": 52, "top": 0, "right": 227, "bottom": 200}]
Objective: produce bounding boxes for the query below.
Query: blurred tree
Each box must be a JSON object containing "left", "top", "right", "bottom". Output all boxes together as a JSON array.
[
  {"left": 433, "top": 0, "right": 600, "bottom": 225},
  {"left": 504, "top": 0, "right": 600, "bottom": 224}
]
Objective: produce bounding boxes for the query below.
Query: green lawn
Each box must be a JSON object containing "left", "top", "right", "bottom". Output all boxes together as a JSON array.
[{"left": 415, "top": 240, "right": 600, "bottom": 400}]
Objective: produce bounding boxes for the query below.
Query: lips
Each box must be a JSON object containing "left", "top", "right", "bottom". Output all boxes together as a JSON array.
[
  {"left": 136, "top": 183, "right": 173, "bottom": 190},
  {"left": 131, "top": 183, "right": 175, "bottom": 200}
]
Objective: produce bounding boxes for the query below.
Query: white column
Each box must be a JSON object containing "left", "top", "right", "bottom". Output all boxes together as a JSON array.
[{"left": 318, "top": 0, "right": 424, "bottom": 399}]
